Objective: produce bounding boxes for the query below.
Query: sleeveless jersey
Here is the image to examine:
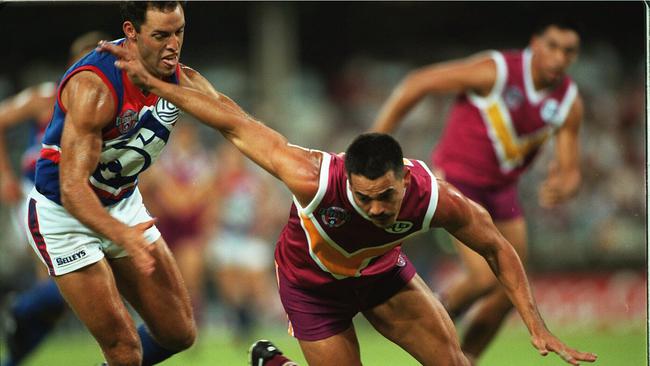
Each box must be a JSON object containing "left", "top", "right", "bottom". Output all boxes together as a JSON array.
[
  {"left": 432, "top": 48, "right": 578, "bottom": 187},
  {"left": 275, "top": 152, "right": 439, "bottom": 287},
  {"left": 34, "top": 39, "right": 181, "bottom": 205}
]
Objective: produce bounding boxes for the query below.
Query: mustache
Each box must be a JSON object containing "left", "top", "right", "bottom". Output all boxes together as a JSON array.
[{"left": 369, "top": 213, "right": 392, "bottom": 220}]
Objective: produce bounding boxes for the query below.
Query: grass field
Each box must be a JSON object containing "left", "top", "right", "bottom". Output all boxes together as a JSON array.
[{"left": 13, "top": 318, "right": 647, "bottom": 366}]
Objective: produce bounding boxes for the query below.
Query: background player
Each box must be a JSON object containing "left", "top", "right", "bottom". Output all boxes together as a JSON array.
[
  {"left": 371, "top": 19, "right": 583, "bottom": 360},
  {"left": 99, "top": 39, "right": 596, "bottom": 366}
]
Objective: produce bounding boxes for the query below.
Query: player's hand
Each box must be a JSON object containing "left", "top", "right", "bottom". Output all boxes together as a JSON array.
[
  {"left": 538, "top": 161, "right": 580, "bottom": 208},
  {"left": 96, "top": 40, "right": 154, "bottom": 91},
  {"left": 0, "top": 173, "right": 23, "bottom": 204},
  {"left": 531, "top": 330, "right": 597, "bottom": 365},
  {"left": 116, "top": 219, "right": 157, "bottom": 276}
]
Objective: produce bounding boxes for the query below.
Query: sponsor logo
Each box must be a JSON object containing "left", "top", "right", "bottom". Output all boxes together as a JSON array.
[
  {"left": 55, "top": 248, "right": 87, "bottom": 267},
  {"left": 540, "top": 98, "right": 559, "bottom": 122},
  {"left": 154, "top": 98, "right": 180, "bottom": 124},
  {"left": 384, "top": 221, "right": 413, "bottom": 234},
  {"left": 116, "top": 109, "right": 138, "bottom": 133},
  {"left": 319, "top": 206, "right": 351, "bottom": 228},
  {"left": 396, "top": 254, "right": 406, "bottom": 267},
  {"left": 504, "top": 86, "right": 524, "bottom": 109}
]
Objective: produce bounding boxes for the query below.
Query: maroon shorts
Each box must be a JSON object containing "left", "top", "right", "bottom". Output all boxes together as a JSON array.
[
  {"left": 277, "top": 254, "right": 416, "bottom": 341},
  {"left": 444, "top": 176, "right": 523, "bottom": 221}
]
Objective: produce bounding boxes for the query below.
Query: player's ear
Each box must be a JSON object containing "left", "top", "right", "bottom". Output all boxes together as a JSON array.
[
  {"left": 123, "top": 21, "right": 137, "bottom": 41},
  {"left": 402, "top": 167, "right": 411, "bottom": 187}
]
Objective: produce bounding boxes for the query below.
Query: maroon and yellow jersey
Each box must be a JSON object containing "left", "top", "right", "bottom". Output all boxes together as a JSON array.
[
  {"left": 275, "top": 152, "right": 439, "bottom": 287},
  {"left": 433, "top": 48, "right": 578, "bottom": 187}
]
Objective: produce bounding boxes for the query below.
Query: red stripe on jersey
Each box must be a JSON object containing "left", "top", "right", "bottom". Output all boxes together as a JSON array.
[
  {"left": 40, "top": 148, "right": 61, "bottom": 164},
  {"left": 91, "top": 184, "right": 136, "bottom": 201}
]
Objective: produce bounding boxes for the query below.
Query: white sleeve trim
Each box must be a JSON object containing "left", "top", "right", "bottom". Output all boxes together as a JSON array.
[
  {"left": 293, "top": 151, "right": 331, "bottom": 215},
  {"left": 416, "top": 160, "right": 439, "bottom": 231},
  {"left": 468, "top": 50, "right": 507, "bottom": 109},
  {"left": 549, "top": 82, "right": 578, "bottom": 127}
]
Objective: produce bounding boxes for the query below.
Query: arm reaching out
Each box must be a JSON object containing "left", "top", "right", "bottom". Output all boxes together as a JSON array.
[
  {"left": 98, "top": 41, "right": 320, "bottom": 206},
  {"left": 432, "top": 179, "right": 597, "bottom": 365},
  {"left": 371, "top": 53, "right": 497, "bottom": 134}
]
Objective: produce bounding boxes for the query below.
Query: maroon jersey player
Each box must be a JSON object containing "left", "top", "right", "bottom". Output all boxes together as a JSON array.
[{"left": 372, "top": 19, "right": 583, "bottom": 360}]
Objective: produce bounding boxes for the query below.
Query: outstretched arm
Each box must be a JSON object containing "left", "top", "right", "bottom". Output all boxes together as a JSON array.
[
  {"left": 98, "top": 41, "right": 320, "bottom": 206},
  {"left": 538, "top": 95, "right": 583, "bottom": 208},
  {"left": 371, "top": 53, "right": 497, "bottom": 134},
  {"left": 432, "top": 179, "right": 597, "bottom": 365}
]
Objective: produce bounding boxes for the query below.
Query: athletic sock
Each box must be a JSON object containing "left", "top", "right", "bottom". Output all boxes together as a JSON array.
[{"left": 138, "top": 324, "right": 178, "bottom": 365}]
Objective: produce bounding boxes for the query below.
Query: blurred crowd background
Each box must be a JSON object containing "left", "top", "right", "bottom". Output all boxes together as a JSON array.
[{"left": 0, "top": 0, "right": 645, "bottom": 346}]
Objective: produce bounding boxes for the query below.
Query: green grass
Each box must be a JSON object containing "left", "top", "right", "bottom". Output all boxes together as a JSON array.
[{"left": 14, "top": 320, "right": 647, "bottom": 365}]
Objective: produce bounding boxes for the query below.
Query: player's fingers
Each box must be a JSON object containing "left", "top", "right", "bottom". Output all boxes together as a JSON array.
[
  {"left": 136, "top": 219, "right": 157, "bottom": 231},
  {"left": 97, "top": 41, "right": 128, "bottom": 58},
  {"left": 571, "top": 349, "right": 598, "bottom": 362}
]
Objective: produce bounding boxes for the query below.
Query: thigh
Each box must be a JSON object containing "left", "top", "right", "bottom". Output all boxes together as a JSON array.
[
  {"left": 298, "top": 325, "right": 362, "bottom": 366},
  {"left": 55, "top": 259, "right": 137, "bottom": 347},
  {"left": 110, "top": 237, "right": 194, "bottom": 338},
  {"left": 363, "top": 274, "right": 470, "bottom": 366}
]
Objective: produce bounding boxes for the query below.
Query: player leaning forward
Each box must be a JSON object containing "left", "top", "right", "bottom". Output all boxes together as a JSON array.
[{"left": 98, "top": 38, "right": 597, "bottom": 366}]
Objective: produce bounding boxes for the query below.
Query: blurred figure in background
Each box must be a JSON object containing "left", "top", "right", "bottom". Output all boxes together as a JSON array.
[
  {"left": 0, "top": 31, "right": 110, "bottom": 366},
  {"left": 372, "top": 18, "right": 584, "bottom": 361},
  {"left": 206, "top": 143, "right": 283, "bottom": 343},
  {"left": 138, "top": 118, "right": 215, "bottom": 327}
]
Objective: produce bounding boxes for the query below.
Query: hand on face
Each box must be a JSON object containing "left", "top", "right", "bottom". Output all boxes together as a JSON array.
[{"left": 97, "top": 41, "right": 154, "bottom": 91}]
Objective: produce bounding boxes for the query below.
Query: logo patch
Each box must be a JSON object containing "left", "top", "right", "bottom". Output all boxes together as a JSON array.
[
  {"left": 384, "top": 221, "right": 413, "bottom": 234},
  {"left": 504, "top": 86, "right": 524, "bottom": 109},
  {"left": 116, "top": 109, "right": 138, "bottom": 133},
  {"left": 396, "top": 254, "right": 406, "bottom": 267},
  {"left": 540, "top": 99, "right": 559, "bottom": 122},
  {"left": 319, "top": 206, "right": 351, "bottom": 228},
  {"left": 54, "top": 247, "right": 88, "bottom": 267}
]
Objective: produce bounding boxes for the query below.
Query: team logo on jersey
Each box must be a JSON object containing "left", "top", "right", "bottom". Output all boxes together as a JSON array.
[
  {"left": 396, "top": 254, "right": 406, "bottom": 267},
  {"left": 504, "top": 86, "right": 524, "bottom": 109},
  {"left": 319, "top": 206, "right": 351, "bottom": 228},
  {"left": 116, "top": 109, "right": 138, "bottom": 133},
  {"left": 54, "top": 247, "right": 88, "bottom": 267},
  {"left": 384, "top": 221, "right": 413, "bottom": 234},
  {"left": 540, "top": 99, "right": 559, "bottom": 122}
]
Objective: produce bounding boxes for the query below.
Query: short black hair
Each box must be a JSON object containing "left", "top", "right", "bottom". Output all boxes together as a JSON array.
[
  {"left": 533, "top": 15, "right": 584, "bottom": 38},
  {"left": 120, "top": 1, "right": 184, "bottom": 32},
  {"left": 345, "top": 133, "right": 404, "bottom": 180}
]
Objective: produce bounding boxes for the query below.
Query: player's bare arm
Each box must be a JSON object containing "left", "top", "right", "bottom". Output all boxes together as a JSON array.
[
  {"left": 0, "top": 86, "right": 54, "bottom": 202},
  {"left": 539, "top": 94, "right": 583, "bottom": 208},
  {"left": 372, "top": 53, "right": 497, "bottom": 134},
  {"left": 100, "top": 41, "right": 321, "bottom": 206},
  {"left": 432, "top": 178, "right": 597, "bottom": 365},
  {"left": 58, "top": 71, "right": 155, "bottom": 275}
]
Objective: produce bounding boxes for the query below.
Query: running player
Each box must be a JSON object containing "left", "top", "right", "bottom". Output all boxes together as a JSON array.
[
  {"left": 371, "top": 18, "right": 583, "bottom": 360},
  {"left": 23, "top": 2, "right": 232, "bottom": 365},
  {"left": 99, "top": 39, "right": 596, "bottom": 366},
  {"left": 0, "top": 31, "right": 108, "bottom": 366}
]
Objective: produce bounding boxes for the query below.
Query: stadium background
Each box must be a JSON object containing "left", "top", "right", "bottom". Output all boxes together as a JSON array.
[{"left": 0, "top": 2, "right": 646, "bottom": 365}]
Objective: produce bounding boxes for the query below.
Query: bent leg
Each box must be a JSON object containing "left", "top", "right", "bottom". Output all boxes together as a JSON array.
[
  {"left": 363, "top": 274, "right": 471, "bottom": 366},
  {"left": 458, "top": 218, "right": 528, "bottom": 359},
  {"left": 111, "top": 237, "right": 196, "bottom": 364},
  {"left": 55, "top": 260, "right": 141, "bottom": 366},
  {"left": 297, "top": 325, "right": 362, "bottom": 366}
]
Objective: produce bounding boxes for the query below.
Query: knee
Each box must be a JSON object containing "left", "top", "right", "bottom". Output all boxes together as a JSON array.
[
  {"left": 102, "top": 336, "right": 142, "bottom": 366},
  {"left": 155, "top": 320, "right": 197, "bottom": 351}
]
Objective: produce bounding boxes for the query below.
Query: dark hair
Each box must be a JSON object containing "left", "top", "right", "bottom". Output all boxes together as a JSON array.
[
  {"left": 345, "top": 133, "right": 404, "bottom": 180},
  {"left": 533, "top": 15, "right": 584, "bottom": 38},
  {"left": 120, "top": 1, "right": 184, "bottom": 32}
]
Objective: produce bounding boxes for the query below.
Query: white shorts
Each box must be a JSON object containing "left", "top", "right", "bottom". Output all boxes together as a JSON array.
[
  {"left": 24, "top": 187, "right": 161, "bottom": 276},
  {"left": 210, "top": 232, "right": 272, "bottom": 271}
]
